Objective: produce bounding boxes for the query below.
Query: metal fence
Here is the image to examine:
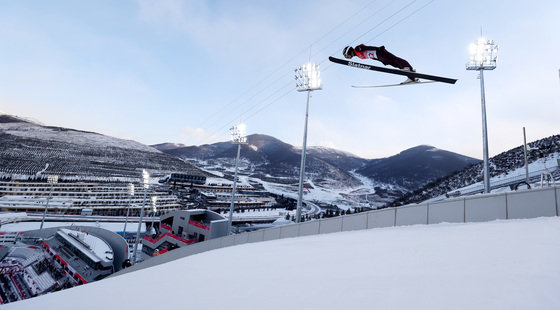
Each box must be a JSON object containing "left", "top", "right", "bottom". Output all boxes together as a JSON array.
[{"left": 112, "top": 185, "right": 560, "bottom": 277}]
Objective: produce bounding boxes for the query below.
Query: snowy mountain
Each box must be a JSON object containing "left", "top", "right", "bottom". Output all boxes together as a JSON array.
[
  {"left": 4, "top": 111, "right": 553, "bottom": 208},
  {"left": 153, "top": 135, "right": 478, "bottom": 206},
  {"left": 0, "top": 113, "right": 207, "bottom": 182},
  {"left": 306, "top": 146, "right": 367, "bottom": 171},
  {"left": 390, "top": 134, "right": 560, "bottom": 206},
  {"left": 357, "top": 145, "right": 480, "bottom": 190},
  {"left": 157, "top": 134, "right": 365, "bottom": 190},
  {"left": 150, "top": 142, "right": 187, "bottom": 151}
]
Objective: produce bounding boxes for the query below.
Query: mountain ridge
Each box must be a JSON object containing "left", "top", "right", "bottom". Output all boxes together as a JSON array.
[
  {"left": 0, "top": 113, "right": 207, "bottom": 182},
  {"left": 153, "top": 134, "right": 479, "bottom": 203},
  {"left": 357, "top": 144, "right": 480, "bottom": 190},
  {"left": 5, "top": 112, "right": 550, "bottom": 207}
]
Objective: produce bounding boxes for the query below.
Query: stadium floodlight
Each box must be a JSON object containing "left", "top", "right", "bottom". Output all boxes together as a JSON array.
[
  {"left": 230, "top": 123, "right": 247, "bottom": 144},
  {"left": 467, "top": 38, "right": 498, "bottom": 70},
  {"left": 39, "top": 174, "right": 58, "bottom": 231},
  {"left": 142, "top": 169, "right": 150, "bottom": 189},
  {"left": 132, "top": 169, "right": 150, "bottom": 265},
  {"left": 295, "top": 63, "right": 322, "bottom": 92},
  {"left": 467, "top": 37, "right": 498, "bottom": 194},
  {"left": 147, "top": 196, "right": 158, "bottom": 236},
  {"left": 228, "top": 123, "right": 247, "bottom": 235},
  {"left": 294, "top": 63, "right": 322, "bottom": 223},
  {"left": 122, "top": 183, "right": 135, "bottom": 241},
  {"left": 151, "top": 196, "right": 158, "bottom": 213}
]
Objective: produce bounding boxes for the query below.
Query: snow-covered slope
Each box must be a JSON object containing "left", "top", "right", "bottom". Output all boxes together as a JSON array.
[
  {"left": 6, "top": 216, "right": 560, "bottom": 309},
  {"left": 0, "top": 121, "right": 158, "bottom": 153},
  {"left": 150, "top": 142, "right": 187, "bottom": 151},
  {"left": 0, "top": 113, "right": 206, "bottom": 181}
]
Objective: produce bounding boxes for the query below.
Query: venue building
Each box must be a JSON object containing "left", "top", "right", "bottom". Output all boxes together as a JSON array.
[
  {"left": 0, "top": 180, "right": 181, "bottom": 216},
  {"left": 141, "top": 209, "right": 228, "bottom": 258}
]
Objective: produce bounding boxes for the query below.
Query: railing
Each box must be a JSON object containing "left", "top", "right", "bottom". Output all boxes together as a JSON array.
[
  {"left": 452, "top": 166, "right": 560, "bottom": 197},
  {"left": 188, "top": 220, "right": 210, "bottom": 230}
]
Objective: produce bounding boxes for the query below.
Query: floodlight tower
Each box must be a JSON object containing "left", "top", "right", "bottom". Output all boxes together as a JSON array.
[
  {"left": 294, "top": 63, "right": 322, "bottom": 223},
  {"left": 132, "top": 169, "right": 149, "bottom": 265},
  {"left": 522, "top": 127, "right": 540, "bottom": 185},
  {"left": 227, "top": 123, "right": 247, "bottom": 235},
  {"left": 39, "top": 174, "right": 58, "bottom": 230},
  {"left": 467, "top": 37, "right": 498, "bottom": 194},
  {"left": 122, "top": 183, "right": 135, "bottom": 240},
  {"left": 148, "top": 196, "right": 158, "bottom": 235},
  {"left": 523, "top": 127, "right": 529, "bottom": 184}
]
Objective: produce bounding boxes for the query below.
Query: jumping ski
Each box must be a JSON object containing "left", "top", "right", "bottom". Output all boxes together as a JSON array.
[
  {"left": 329, "top": 56, "right": 457, "bottom": 85},
  {"left": 352, "top": 80, "right": 437, "bottom": 88}
]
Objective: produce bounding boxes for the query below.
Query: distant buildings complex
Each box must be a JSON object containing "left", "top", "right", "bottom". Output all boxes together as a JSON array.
[
  {"left": 0, "top": 173, "right": 285, "bottom": 304},
  {"left": 0, "top": 181, "right": 180, "bottom": 216}
]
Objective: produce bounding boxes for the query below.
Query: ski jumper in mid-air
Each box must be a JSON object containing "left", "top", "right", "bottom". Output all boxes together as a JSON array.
[
  {"left": 343, "top": 44, "right": 415, "bottom": 72},
  {"left": 330, "top": 44, "right": 457, "bottom": 86}
]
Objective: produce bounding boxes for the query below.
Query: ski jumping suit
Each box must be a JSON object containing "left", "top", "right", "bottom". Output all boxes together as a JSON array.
[{"left": 353, "top": 44, "right": 413, "bottom": 70}]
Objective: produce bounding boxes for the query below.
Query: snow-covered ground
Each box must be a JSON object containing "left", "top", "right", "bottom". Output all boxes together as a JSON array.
[
  {"left": 257, "top": 177, "right": 345, "bottom": 202},
  {"left": 6, "top": 216, "right": 560, "bottom": 309},
  {"left": 252, "top": 174, "right": 381, "bottom": 208},
  {"left": 0, "top": 122, "right": 159, "bottom": 153},
  {"left": 189, "top": 156, "right": 391, "bottom": 207}
]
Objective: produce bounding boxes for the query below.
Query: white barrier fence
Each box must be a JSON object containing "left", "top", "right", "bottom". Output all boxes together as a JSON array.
[{"left": 112, "top": 186, "right": 559, "bottom": 277}]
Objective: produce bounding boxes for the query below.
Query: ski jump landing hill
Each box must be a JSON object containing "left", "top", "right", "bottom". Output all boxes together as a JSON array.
[{"left": 112, "top": 185, "right": 560, "bottom": 277}]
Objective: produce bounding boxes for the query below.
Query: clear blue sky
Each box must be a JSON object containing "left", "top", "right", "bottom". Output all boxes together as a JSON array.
[{"left": 1, "top": 0, "right": 559, "bottom": 159}]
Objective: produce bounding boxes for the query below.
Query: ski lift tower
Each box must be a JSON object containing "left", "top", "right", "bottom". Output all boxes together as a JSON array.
[
  {"left": 467, "top": 37, "right": 498, "bottom": 194},
  {"left": 295, "top": 63, "right": 322, "bottom": 223}
]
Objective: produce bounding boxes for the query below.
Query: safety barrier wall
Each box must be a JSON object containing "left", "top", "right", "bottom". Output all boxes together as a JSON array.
[
  {"left": 299, "top": 221, "right": 320, "bottom": 237},
  {"left": 507, "top": 187, "right": 556, "bottom": 219},
  {"left": 319, "top": 217, "right": 343, "bottom": 234},
  {"left": 247, "top": 230, "right": 264, "bottom": 243},
  {"left": 342, "top": 213, "right": 367, "bottom": 231},
  {"left": 367, "top": 208, "right": 395, "bottom": 228},
  {"left": 466, "top": 194, "right": 507, "bottom": 222},
  {"left": 396, "top": 204, "right": 428, "bottom": 226},
  {"left": 428, "top": 198, "right": 464, "bottom": 224},
  {"left": 557, "top": 187, "right": 560, "bottom": 216},
  {"left": 234, "top": 232, "right": 249, "bottom": 245},
  {"left": 279, "top": 224, "right": 299, "bottom": 239},
  {"left": 263, "top": 227, "right": 281, "bottom": 241},
  {"left": 112, "top": 185, "right": 559, "bottom": 277}
]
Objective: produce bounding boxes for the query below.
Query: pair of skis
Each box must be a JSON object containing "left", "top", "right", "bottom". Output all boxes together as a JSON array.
[{"left": 328, "top": 56, "right": 457, "bottom": 88}]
